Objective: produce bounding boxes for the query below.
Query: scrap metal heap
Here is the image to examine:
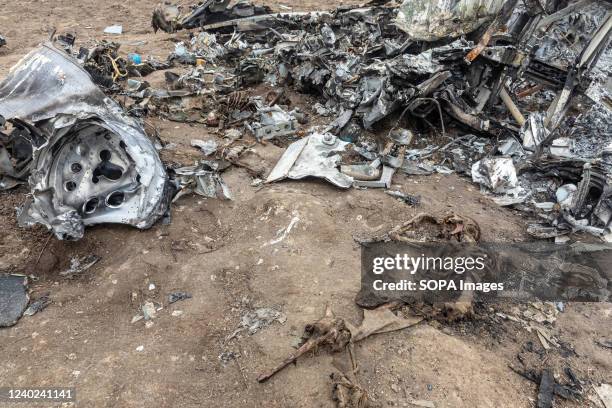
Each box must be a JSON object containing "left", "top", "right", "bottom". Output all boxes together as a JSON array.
[
  {"left": 0, "top": 0, "right": 611, "bottom": 241},
  {"left": 60, "top": 37, "right": 172, "bottom": 92},
  {"left": 146, "top": 0, "right": 612, "bottom": 240}
]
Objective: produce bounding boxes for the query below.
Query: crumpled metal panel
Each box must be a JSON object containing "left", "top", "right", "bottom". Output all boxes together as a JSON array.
[
  {"left": 266, "top": 133, "right": 353, "bottom": 188},
  {"left": 251, "top": 100, "right": 299, "bottom": 141},
  {"left": 0, "top": 43, "right": 170, "bottom": 240},
  {"left": 395, "top": 0, "right": 505, "bottom": 41},
  {"left": 471, "top": 157, "right": 518, "bottom": 193},
  {"left": 173, "top": 161, "right": 232, "bottom": 201}
]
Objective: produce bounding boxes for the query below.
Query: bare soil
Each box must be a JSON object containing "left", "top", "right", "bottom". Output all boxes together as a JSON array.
[{"left": 0, "top": 1, "right": 610, "bottom": 408}]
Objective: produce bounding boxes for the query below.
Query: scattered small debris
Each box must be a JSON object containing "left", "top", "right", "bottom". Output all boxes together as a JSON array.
[
  {"left": 142, "top": 301, "right": 158, "bottom": 321},
  {"left": 60, "top": 255, "right": 100, "bottom": 277},
  {"left": 597, "top": 339, "right": 612, "bottom": 349},
  {"left": 229, "top": 307, "right": 286, "bottom": 339},
  {"left": 173, "top": 161, "right": 232, "bottom": 201},
  {"left": 191, "top": 139, "right": 218, "bottom": 156},
  {"left": 24, "top": 293, "right": 51, "bottom": 317},
  {"left": 168, "top": 291, "right": 192, "bottom": 304},
  {"left": 407, "top": 400, "right": 435, "bottom": 408},
  {"left": 265, "top": 215, "right": 300, "bottom": 246},
  {"left": 510, "top": 365, "right": 583, "bottom": 404},
  {"left": 132, "top": 301, "right": 163, "bottom": 323},
  {"left": 218, "top": 351, "right": 239, "bottom": 367},
  {"left": 385, "top": 190, "right": 421, "bottom": 206},
  {"left": 103, "top": 25, "right": 123, "bottom": 34}
]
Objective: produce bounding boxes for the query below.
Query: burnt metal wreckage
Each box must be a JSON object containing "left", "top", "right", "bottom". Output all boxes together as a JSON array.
[
  {"left": 0, "top": 43, "right": 172, "bottom": 240},
  {"left": 147, "top": 0, "right": 612, "bottom": 241},
  {"left": 152, "top": 0, "right": 272, "bottom": 33},
  {"left": 0, "top": 0, "right": 611, "bottom": 243}
]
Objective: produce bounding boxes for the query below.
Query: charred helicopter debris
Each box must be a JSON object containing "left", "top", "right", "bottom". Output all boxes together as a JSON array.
[
  {"left": 1, "top": 0, "right": 611, "bottom": 244},
  {"left": 147, "top": 0, "right": 612, "bottom": 240},
  {"left": 152, "top": 0, "right": 272, "bottom": 33},
  {"left": 0, "top": 43, "right": 171, "bottom": 240},
  {"left": 395, "top": 0, "right": 507, "bottom": 42}
]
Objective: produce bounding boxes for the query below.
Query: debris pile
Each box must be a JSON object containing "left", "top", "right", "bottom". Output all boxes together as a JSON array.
[
  {"left": 141, "top": 0, "right": 611, "bottom": 241},
  {"left": 1, "top": 0, "right": 606, "bottom": 243}
]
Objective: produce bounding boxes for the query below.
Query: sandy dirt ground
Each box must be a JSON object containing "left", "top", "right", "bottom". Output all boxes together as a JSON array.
[{"left": 0, "top": 1, "right": 611, "bottom": 407}]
